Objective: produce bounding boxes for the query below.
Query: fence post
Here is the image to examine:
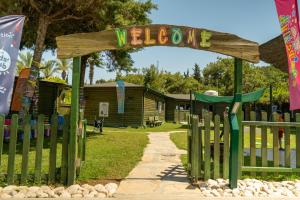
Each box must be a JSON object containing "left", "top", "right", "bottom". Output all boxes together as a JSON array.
[
  {"left": 61, "top": 115, "right": 69, "bottom": 184},
  {"left": 272, "top": 112, "right": 279, "bottom": 176},
  {"left": 261, "top": 111, "right": 268, "bottom": 177},
  {"left": 21, "top": 115, "right": 31, "bottom": 184},
  {"left": 68, "top": 57, "right": 81, "bottom": 185},
  {"left": 214, "top": 115, "right": 220, "bottom": 179},
  {"left": 0, "top": 114, "right": 4, "bottom": 166},
  {"left": 7, "top": 114, "right": 18, "bottom": 184},
  {"left": 191, "top": 115, "right": 199, "bottom": 183},
  {"left": 204, "top": 112, "right": 211, "bottom": 180},
  {"left": 250, "top": 111, "right": 256, "bottom": 176},
  {"left": 82, "top": 120, "right": 87, "bottom": 162},
  {"left": 34, "top": 114, "right": 45, "bottom": 184},
  {"left": 223, "top": 116, "right": 230, "bottom": 179},
  {"left": 187, "top": 115, "right": 192, "bottom": 177},
  {"left": 49, "top": 114, "right": 58, "bottom": 183},
  {"left": 284, "top": 113, "right": 290, "bottom": 168}
]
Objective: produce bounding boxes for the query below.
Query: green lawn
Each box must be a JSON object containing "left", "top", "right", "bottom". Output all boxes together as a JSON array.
[{"left": 0, "top": 122, "right": 184, "bottom": 185}]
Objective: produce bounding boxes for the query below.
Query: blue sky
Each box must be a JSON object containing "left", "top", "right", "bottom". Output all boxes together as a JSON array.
[{"left": 43, "top": 0, "right": 284, "bottom": 83}]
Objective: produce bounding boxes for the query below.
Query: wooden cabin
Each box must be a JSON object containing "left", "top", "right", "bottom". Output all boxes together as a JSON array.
[{"left": 84, "top": 82, "right": 165, "bottom": 127}]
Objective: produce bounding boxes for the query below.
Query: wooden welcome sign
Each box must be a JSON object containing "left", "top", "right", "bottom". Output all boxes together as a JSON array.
[{"left": 56, "top": 24, "right": 259, "bottom": 63}]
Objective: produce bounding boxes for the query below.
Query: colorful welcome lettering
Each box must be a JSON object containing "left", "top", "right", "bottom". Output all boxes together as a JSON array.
[
  {"left": 144, "top": 28, "right": 156, "bottom": 45},
  {"left": 171, "top": 28, "right": 183, "bottom": 45},
  {"left": 187, "top": 29, "right": 196, "bottom": 47},
  {"left": 115, "top": 28, "right": 127, "bottom": 48},
  {"left": 158, "top": 27, "right": 168, "bottom": 44},
  {"left": 130, "top": 27, "right": 143, "bottom": 46},
  {"left": 200, "top": 30, "right": 212, "bottom": 47}
]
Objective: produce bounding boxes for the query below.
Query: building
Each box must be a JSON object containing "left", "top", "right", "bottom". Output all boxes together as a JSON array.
[{"left": 84, "top": 82, "right": 165, "bottom": 127}]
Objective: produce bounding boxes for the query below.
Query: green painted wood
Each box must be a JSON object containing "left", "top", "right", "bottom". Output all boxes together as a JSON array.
[
  {"left": 296, "top": 113, "right": 300, "bottom": 168},
  {"left": 242, "top": 121, "right": 300, "bottom": 127},
  {"left": 241, "top": 166, "right": 300, "bottom": 173},
  {"left": 34, "top": 114, "right": 45, "bottom": 184},
  {"left": 238, "top": 110, "right": 244, "bottom": 178},
  {"left": 229, "top": 58, "right": 242, "bottom": 189},
  {"left": 198, "top": 126, "right": 202, "bottom": 178},
  {"left": 49, "top": 114, "right": 58, "bottom": 183},
  {"left": 204, "top": 113, "right": 211, "bottom": 181},
  {"left": 223, "top": 116, "right": 230, "bottom": 179},
  {"left": 83, "top": 120, "right": 87, "bottom": 162},
  {"left": 272, "top": 112, "right": 279, "bottom": 176},
  {"left": 68, "top": 57, "right": 81, "bottom": 185},
  {"left": 284, "top": 113, "right": 290, "bottom": 168},
  {"left": 250, "top": 111, "right": 256, "bottom": 176},
  {"left": 214, "top": 115, "right": 220, "bottom": 179},
  {"left": 261, "top": 111, "right": 268, "bottom": 177},
  {"left": 7, "top": 114, "right": 18, "bottom": 184},
  {"left": 0, "top": 114, "right": 4, "bottom": 166},
  {"left": 191, "top": 116, "right": 199, "bottom": 182},
  {"left": 61, "top": 115, "right": 69, "bottom": 184},
  {"left": 21, "top": 115, "right": 31, "bottom": 184}
]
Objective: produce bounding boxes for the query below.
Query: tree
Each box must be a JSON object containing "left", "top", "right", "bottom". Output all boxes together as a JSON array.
[
  {"left": 56, "top": 59, "right": 72, "bottom": 81},
  {"left": 88, "top": 53, "right": 104, "bottom": 85},
  {"left": 16, "top": 51, "right": 33, "bottom": 74},
  {"left": 193, "top": 63, "right": 201, "bottom": 82},
  {"left": 143, "top": 64, "right": 165, "bottom": 92},
  {"left": 40, "top": 60, "right": 57, "bottom": 78},
  {"left": 183, "top": 69, "right": 189, "bottom": 78}
]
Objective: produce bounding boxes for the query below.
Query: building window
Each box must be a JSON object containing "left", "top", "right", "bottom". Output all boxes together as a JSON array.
[{"left": 156, "top": 101, "right": 163, "bottom": 113}]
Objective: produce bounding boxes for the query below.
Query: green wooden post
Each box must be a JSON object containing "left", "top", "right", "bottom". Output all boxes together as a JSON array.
[
  {"left": 191, "top": 115, "right": 199, "bottom": 182},
  {"left": 250, "top": 111, "right": 256, "bottom": 176},
  {"left": 0, "top": 114, "right": 4, "bottom": 166},
  {"left": 82, "top": 120, "right": 87, "bottom": 162},
  {"left": 49, "top": 114, "right": 58, "bottom": 183},
  {"left": 68, "top": 57, "right": 81, "bottom": 185},
  {"left": 223, "top": 116, "right": 230, "bottom": 179},
  {"left": 61, "top": 115, "right": 69, "bottom": 184},
  {"left": 229, "top": 58, "right": 242, "bottom": 188},
  {"left": 7, "top": 114, "right": 18, "bottom": 184},
  {"left": 261, "top": 111, "right": 268, "bottom": 177},
  {"left": 34, "top": 114, "right": 45, "bottom": 184},
  {"left": 204, "top": 113, "right": 211, "bottom": 180},
  {"left": 296, "top": 113, "right": 300, "bottom": 168},
  {"left": 21, "top": 115, "right": 31, "bottom": 184},
  {"left": 284, "top": 113, "right": 290, "bottom": 168},
  {"left": 214, "top": 115, "right": 220, "bottom": 179},
  {"left": 272, "top": 112, "right": 279, "bottom": 176}
]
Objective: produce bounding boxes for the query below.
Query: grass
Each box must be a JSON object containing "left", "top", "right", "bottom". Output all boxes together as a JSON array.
[
  {"left": 170, "top": 130, "right": 300, "bottom": 181},
  {"left": 0, "top": 122, "right": 184, "bottom": 185}
]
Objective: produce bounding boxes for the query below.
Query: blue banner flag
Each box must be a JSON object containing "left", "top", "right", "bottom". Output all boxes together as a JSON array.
[
  {"left": 0, "top": 15, "right": 25, "bottom": 114},
  {"left": 116, "top": 80, "right": 125, "bottom": 114}
]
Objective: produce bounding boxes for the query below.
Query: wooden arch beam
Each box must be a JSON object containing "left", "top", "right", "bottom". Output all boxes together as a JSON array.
[{"left": 56, "top": 24, "right": 260, "bottom": 63}]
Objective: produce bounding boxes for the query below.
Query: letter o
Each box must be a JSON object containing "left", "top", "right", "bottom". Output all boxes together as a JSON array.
[{"left": 171, "top": 28, "right": 183, "bottom": 45}]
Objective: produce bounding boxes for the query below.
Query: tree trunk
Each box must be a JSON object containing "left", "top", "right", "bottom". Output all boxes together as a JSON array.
[
  {"left": 89, "top": 61, "right": 94, "bottom": 85},
  {"left": 33, "top": 15, "right": 50, "bottom": 64}
]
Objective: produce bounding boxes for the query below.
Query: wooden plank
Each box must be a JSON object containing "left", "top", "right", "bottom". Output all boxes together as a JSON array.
[
  {"left": 242, "top": 166, "right": 300, "bottom": 173},
  {"left": 213, "top": 115, "right": 220, "bottom": 179},
  {"left": 242, "top": 121, "right": 300, "bottom": 127},
  {"left": 34, "top": 114, "right": 45, "bottom": 184},
  {"left": 82, "top": 120, "right": 87, "bottom": 162},
  {"left": 284, "top": 113, "right": 290, "bottom": 168},
  {"left": 238, "top": 110, "right": 244, "bottom": 178},
  {"left": 191, "top": 116, "right": 199, "bottom": 182},
  {"left": 61, "top": 115, "right": 69, "bottom": 184},
  {"left": 0, "top": 114, "right": 4, "bottom": 166},
  {"left": 7, "top": 114, "right": 18, "bottom": 185},
  {"left": 261, "top": 111, "right": 268, "bottom": 177},
  {"left": 49, "top": 114, "right": 58, "bottom": 183},
  {"left": 68, "top": 57, "right": 81, "bottom": 185},
  {"left": 223, "top": 116, "right": 230, "bottom": 179},
  {"left": 272, "top": 112, "right": 279, "bottom": 176},
  {"left": 198, "top": 126, "right": 202, "bottom": 178},
  {"left": 56, "top": 24, "right": 260, "bottom": 63},
  {"left": 296, "top": 113, "right": 300, "bottom": 168},
  {"left": 204, "top": 113, "right": 211, "bottom": 181},
  {"left": 250, "top": 111, "right": 256, "bottom": 176},
  {"left": 21, "top": 115, "right": 31, "bottom": 184}
]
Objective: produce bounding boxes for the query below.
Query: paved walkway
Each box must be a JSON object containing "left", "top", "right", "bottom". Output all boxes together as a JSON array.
[{"left": 116, "top": 132, "right": 201, "bottom": 195}]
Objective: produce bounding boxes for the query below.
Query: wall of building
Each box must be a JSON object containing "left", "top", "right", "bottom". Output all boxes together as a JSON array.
[
  {"left": 143, "top": 91, "right": 165, "bottom": 123},
  {"left": 84, "top": 87, "right": 144, "bottom": 127}
]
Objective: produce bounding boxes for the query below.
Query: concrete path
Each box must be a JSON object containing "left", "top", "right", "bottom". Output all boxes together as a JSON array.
[{"left": 116, "top": 132, "right": 201, "bottom": 195}]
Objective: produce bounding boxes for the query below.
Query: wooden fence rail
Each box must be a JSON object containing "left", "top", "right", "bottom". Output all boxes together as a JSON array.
[
  {"left": 188, "top": 111, "right": 300, "bottom": 182},
  {"left": 0, "top": 114, "right": 87, "bottom": 185}
]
